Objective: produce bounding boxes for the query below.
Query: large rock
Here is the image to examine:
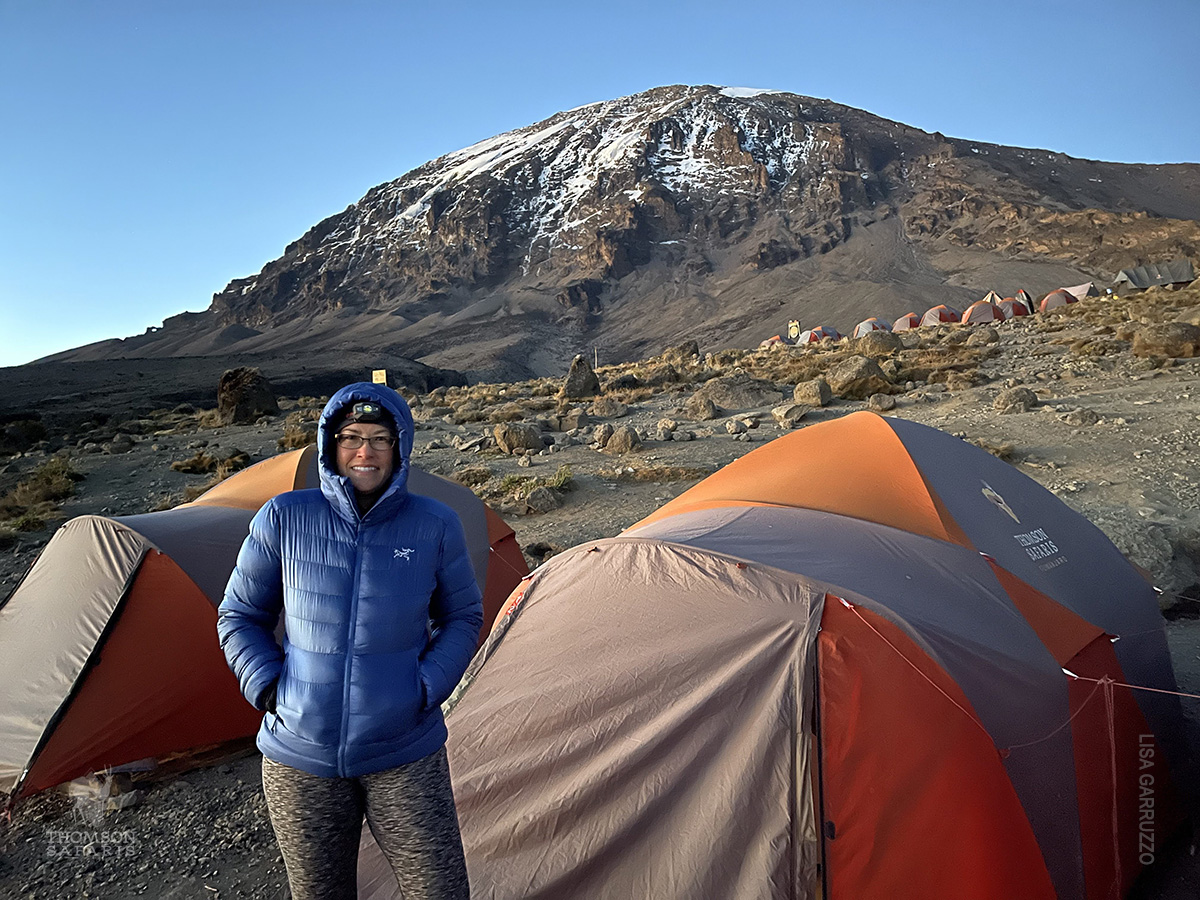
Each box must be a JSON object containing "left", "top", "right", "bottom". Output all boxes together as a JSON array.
[
  {"left": 793, "top": 377, "right": 832, "bottom": 407},
  {"left": 771, "top": 404, "right": 810, "bottom": 428},
  {"left": 1132, "top": 322, "right": 1200, "bottom": 358},
  {"left": 854, "top": 330, "right": 903, "bottom": 359},
  {"left": 825, "top": 356, "right": 891, "bottom": 400},
  {"left": 217, "top": 367, "right": 278, "bottom": 425},
  {"left": 661, "top": 340, "right": 700, "bottom": 368},
  {"left": 558, "top": 354, "right": 602, "bottom": 398},
  {"left": 493, "top": 422, "right": 545, "bottom": 454},
  {"left": 684, "top": 393, "right": 719, "bottom": 421},
  {"left": 604, "top": 425, "right": 643, "bottom": 454},
  {"left": 993, "top": 387, "right": 1039, "bottom": 414},
  {"left": 691, "top": 374, "right": 781, "bottom": 410},
  {"left": 589, "top": 397, "right": 628, "bottom": 418}
]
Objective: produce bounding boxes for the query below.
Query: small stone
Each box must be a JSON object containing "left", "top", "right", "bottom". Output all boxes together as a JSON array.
[
  {"left": 1060, "top": 407, "right": 1100, "bottom": 427},
  {"left": 517, "top": 454, "right": 533, "bottom": 468},
  {"left": 525, "top": 486, "right": 560, "bottom": 513},
  {"left": 685, "top": 393, "right": 720, "bottom": 421},
  {"left": 725, "top": 419, "right": 748, "bottom": 435},
  {"left": 993, "top": 387, "right": 1039, "bottom": 414},
  {"left": 592, "top": 423, "right": 615, "bottom": 448},
  {"left": 867, "top": 393, "right": 896, "bottom": 411},
  {"left": 589, "top": 396, "right": 628, "bottom": 418}
]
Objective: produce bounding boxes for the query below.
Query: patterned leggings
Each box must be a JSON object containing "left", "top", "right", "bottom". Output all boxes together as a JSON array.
[{"left": 261, "top": 747, "right": 470, "bottom": 900}]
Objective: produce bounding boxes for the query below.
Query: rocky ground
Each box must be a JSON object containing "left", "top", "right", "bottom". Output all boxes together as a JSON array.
[{"left": 2, "top": 286, "right": 1200, "bottom": 898}]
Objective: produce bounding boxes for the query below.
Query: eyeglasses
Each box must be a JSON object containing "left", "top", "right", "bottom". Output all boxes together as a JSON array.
[{"left": 334, "top": 433, "right": 397, "bottom": 451}]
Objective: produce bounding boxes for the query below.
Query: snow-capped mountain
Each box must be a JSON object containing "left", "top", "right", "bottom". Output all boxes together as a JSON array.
[{"left": 57, "top": 85, "right": 1200, "bottom": 380}]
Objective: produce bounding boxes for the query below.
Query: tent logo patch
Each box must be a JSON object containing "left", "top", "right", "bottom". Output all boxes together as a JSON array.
[{"left": 981, "top": 481, "right": 1020, "bottom": 523}]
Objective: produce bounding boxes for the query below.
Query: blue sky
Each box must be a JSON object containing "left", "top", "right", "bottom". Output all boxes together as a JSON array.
[{"left": 1, "top": 0, "right": 1197, "bottom": 368}]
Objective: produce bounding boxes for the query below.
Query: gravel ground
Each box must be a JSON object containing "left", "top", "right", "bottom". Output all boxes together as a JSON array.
[{"left": 2, "top": 296, "right": 1200, "bottom": 898}]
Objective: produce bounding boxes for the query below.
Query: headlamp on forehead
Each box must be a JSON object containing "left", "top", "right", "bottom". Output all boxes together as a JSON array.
[{"left": 344, "top": 401, "right": 385, "bottom": 424}]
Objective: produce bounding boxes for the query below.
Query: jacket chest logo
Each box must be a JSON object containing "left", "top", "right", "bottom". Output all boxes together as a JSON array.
[{"left": 393, "top": 547, "right": 414, "bottom": 561}]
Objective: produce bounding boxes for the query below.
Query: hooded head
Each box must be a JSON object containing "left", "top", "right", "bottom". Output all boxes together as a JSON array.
[{"left": 317, "top": 382, "right": 415, "bottom": 519}]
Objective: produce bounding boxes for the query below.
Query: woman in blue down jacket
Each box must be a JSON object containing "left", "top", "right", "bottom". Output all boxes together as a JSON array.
[{"left": 218, "top": 381, "right": 482, "bottom": 900}]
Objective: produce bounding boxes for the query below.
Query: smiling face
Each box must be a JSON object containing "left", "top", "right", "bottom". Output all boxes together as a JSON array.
[{"left": 335, "top": 423, "right": 395, "bottom": 495}]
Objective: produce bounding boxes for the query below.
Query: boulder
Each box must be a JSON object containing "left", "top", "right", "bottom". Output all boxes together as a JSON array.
[
  {"left": 772, "top": 404, "right": 810, "bottom": 429},
  {"left": 589, "top": 397, "right": 628, "bottom": 418},
  {"left": 558, "top": 354, "right": 602, "bottom": 399},
  {"left": 826, "top": 356, "right": 891, "bottom": 400},
  {"left": 684, "top": 393, "right": 720, "bottom": 421},
  {"left": 656, "top": 419, "right": 679, "bottom": 441},
  {"left": 559, "top": 408, "right": 590, "bottom": 432},
  {"left": 792, "top": 378, "right": 832, "bottom": 407},
  {"left": 691, "top": 374, "right": 781, "bottom": 411},
  {"left": 854, "top": 330, "right": 903, "bottom": 359},
  {"left": 604, "top": 425, "right": 643, "bottom": 454},
  {"left": 867, "top": 393, "right": 896, "bottom": 412},
  {"left": 525, "top": 486, "right": 561, "bottom": 514},
  {"left": 993, "top": 387, "right": 1039, "bottom": 414},
  {"left": 966, "top": 327, "right": 1000, "bottom": 347},
  {"left": 1061, "top": 407, "right": 1100, "bottom": 427},
  {"left": 1132, "top": 322, "right": 1200, "bottom": 358},
  {"left": 592, "top": 422, "right": 615, "bottom": 448},
  {"left": 493, "top": 422, "right": 545, "bottom": 454},
  {"left": 725, "top": 419, "right": 748, "bottom": 435},
  {"left": 661, "top": 340, "right": 701, "bottom": 368},
  {"left": 217, "top": 367, "right": 278, "bottom": 425}
]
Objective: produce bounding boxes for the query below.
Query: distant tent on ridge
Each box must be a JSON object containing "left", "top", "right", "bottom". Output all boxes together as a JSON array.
[
  {"left": 999, "top": 297, "right": 1031, "bottom": 319},
  {"left": 1113, "top": 259, "right": 1195, "bottom": 293},
  {"left": 1040, "top": 289, "right": 1078, "bottom": 313},
  {"left": 920, "top": 303, "right": 961, "bottom": 326},
  {"left": 851, "top": 317, "right": 891, "bottom": 338},
  {"left": 961, "top": 297, "right": 1004, "bottom": 324},
  {"left": 797, "top": 326, "right": 842, "bottom": 343},
  {"left": 891, "top": 312, "right": 921, "bottom": 332},
  {"left": 1062, "top": 282, "right": 1100, "bottom": 301},
  {"left": 0, "top": 446, "right": 528, "bottom": 802}
]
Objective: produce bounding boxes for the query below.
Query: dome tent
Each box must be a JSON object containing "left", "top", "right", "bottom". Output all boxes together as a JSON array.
[
  {"left": 891, "top": 311, "right": 921, "bottom": 331},
  {"left": 851, "top": 317, "right": 891, "bottom": 337},
  {"left": 360, "top": 413, "right": 1187, "bottom": 900},
  {"left": 0, "top": 445, "right": 527, "bottom": 802},
  {"left": 920, "top": 303, "right": 961, "bottom": 325}
]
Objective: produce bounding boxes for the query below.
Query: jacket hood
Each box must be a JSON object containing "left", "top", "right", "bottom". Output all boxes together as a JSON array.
[{"left": 317, "top": 382, "right": 415, "bottom": 522}]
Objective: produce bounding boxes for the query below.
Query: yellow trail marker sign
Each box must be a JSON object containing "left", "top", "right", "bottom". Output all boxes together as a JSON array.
[{"left": 372, "top": 369, "right": 388, "bottom": 385}]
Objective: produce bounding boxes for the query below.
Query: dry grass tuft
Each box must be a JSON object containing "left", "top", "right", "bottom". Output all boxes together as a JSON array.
[{"left": 0, "top": 456, "right": 84, "bottom": 528}]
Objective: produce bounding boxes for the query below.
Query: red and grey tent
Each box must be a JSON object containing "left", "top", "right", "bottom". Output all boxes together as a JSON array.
[
  {"left": 962, "top": 296, "right": 1005, "bottom": 324},
  {"left": 891, "top": 311, "right": 921, "bottom": 331},
  {"left": 0, "top": 446, "right": 526, "bottom": 802},
  {"left": 797, "top": 326, "right": 842, "bottom": 343},
  {"left": 920, "top": 303, "right": 961, "bottom": 325},
  {"left": 1000, "top": 296, "right": 1032, "bottom": 318},
  {"left": 364, "top": 413, "right": 1186, "bottom": 900},
  {"left": 1041, "top": 289, "right": 1079, "bottom": 313},
  {"left": 851, "top": 317, "right": 891, "bottom": 337}
]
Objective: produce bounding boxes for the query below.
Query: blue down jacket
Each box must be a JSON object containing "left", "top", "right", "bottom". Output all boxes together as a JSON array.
[{"left": 217, "top": 382, "right": 483, "bottom": 777}]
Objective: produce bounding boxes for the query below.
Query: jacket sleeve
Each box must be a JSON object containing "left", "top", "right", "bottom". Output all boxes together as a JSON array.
[
  {"left": 419, "top": 514, "right": 485, "bottom": 709},
  {"left": 217, "top": 501, "right": 286, "bottom": 711}
]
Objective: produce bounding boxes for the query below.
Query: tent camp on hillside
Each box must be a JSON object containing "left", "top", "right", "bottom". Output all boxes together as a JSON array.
[
  {"left": 359, "top": 413, "right": 1188, "bottom": 900},
  {"left": 1113, "top": 259, "right": 1195, "bottom": 293},
  {"left": 0, "top": 446, "right": 527, "bottom": 802}
]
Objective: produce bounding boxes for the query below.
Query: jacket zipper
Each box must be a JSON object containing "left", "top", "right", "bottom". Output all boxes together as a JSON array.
[{"left": 338, "top": 511, "right": 366, "bottom": 777}]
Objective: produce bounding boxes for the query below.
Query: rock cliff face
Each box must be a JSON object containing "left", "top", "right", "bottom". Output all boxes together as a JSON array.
[{"left": 61, "top": 85, "right": 1200, "bottom": 380}]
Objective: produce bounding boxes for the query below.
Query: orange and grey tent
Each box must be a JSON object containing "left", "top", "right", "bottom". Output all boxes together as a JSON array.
[
  {"left": 1000, "top": 296, "right": 1032, "bottom": 318},
  {"left": 891, "top": 311, "right": 921, "bottom": 331},
  {"left": 1041, "top": 288, "right": 1078, "bottom": 313},
  {"left": 962, "top": 297, "right": 1004, "bottom": 324},
  {"left": 0, "top": 446, "right": 526, "bottom": 802},
  {"left": 797, "top": 325, "right": 842, "bottom": 343},
  {"left": 920, "top": 302, "right": 961, "bottom": 325},
  {"left": 851, "top": 317, "right": 891, "bottom": 337},
  {"left": 362, "top": 413, "right": 1187, "bottom": 900}
]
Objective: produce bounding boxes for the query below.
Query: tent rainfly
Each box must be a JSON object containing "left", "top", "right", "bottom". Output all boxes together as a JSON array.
[
  {"left": 1113, "top": 259, "right": 1195, "bottom": 292},
  {"left": 0, "top": 446, "right": 527, "bottom": 802},
  {"left": 359, "top": 413, "right": 1188, "bottom": 900},
  {"left": 797, "top": 326, "right": 842, "bottom": 343},
  {"left": 851, "top": 317, "right": 891, "bottom": 337},
  {"left": 891, "top": 312, "right": 921, "bottom": 331},
  {"left": 1041, "top": 289, "right": 1078, "bottom": 313},
  {"left": 920, "top": 303, "right": 961, "bottom": 326},
  {"left": 961, "top": 298, "right": 1004, "bottom": 324}
]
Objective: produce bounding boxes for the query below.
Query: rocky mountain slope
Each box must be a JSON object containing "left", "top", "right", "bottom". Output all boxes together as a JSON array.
[{"left": 48, "top": 85, "right": 1200, "bottom": 382}]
